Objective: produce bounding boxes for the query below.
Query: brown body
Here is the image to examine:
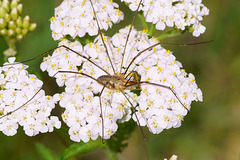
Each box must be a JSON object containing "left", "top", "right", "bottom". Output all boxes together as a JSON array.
[{"left": 97, "top": 75, "right": 137, "bottom": 90}]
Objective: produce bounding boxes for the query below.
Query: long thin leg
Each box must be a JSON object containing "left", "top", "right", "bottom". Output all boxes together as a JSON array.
[
  {"left": 0, "top": 70, "right": 104, "bottom": 119},
  {"left": 1, "top": 45, "right": 110, "bottom": 75},
  {"left": 126, "top": 81, "right": 189, "bottom": 111},
  {"left": 119, "top": 0, "right": 143, "bottom": 74},
  {"left": 124, "top": 40, "right": 214, "bottom": 75},
  {"left": 99, "top": 85, "right": 106, "bottom": 143},
  {"left": 124, "top": 70, "right": 140, "bottom": 84},
  {"left": 119, "top": 89, "right": 149, "bottom": 160},
  {"left": 89, "top": 0, "right": 116, "bottom": 74}
]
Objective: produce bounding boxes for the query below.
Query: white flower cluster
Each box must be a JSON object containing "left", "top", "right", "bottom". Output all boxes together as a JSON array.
[
  {"left": 50, "top": 0, "right": 124, "bottom": 40},
  {"left": 41, "top": 39, "right": 134, "bottom": 142},
  {"left": 40, "top": 26, "right": 202, "bottom": 142},
  {"left": 0, "top": 58, "right": 61, "bottom": 136},
  {"left": 109, "top": 27, "right": 203, "bottom": 134},
  {"left": 164, "top": 155, "right": 178, "bottom": 160},
  {"left": 122, "top": 0, "right": 209, "bottom": 37}
]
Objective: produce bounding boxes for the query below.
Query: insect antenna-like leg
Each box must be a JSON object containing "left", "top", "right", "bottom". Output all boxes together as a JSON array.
[
  {"left": 119, "top": 0, "right": 143, "bottom": 74},
  {"left": 0, "top": 70, "right": 102, "bottom": 120},
  {"left": 124, "top": 40, "right": 213, "bottom": 75},
  {"left": 99, "top": 85, "right": 106, "bottom": 144},
  {"left": 127, "top": 81, "right": 189, "bottom": 111},
  {"left": 89, "top": 0, "right": 116, "bottom": 74},
  {"left": 118, "top": 89, "right": 149, "bottom": 160},
  {"left": 1, "top": 46, "right": 61, "bottom": 67},
  {"left": 125, "top": 70, "right": 140, "bottom": 86},
  {"left": 60, "top": 45, "right": 110, "bottom": 75},
  {"left": 1, "top": 45, "right": 110, "bottom": 75},
  {"left": 54, "top": 71, "right": 115, "bottom": 143}
]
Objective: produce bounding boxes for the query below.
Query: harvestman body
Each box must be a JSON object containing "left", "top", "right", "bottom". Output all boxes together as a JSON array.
[{"left": 97, "top": 74, "right": 138, "bottom": 90}]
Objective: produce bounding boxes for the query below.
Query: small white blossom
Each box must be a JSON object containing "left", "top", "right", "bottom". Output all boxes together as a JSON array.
[
  {"left": 164, "top": 155, "right": 178, "bottom": 160},
  {"left": 50, "top": 0, "right": 124, "bottom": 40},
  {"left": 121, "top": 0, "right": 209, "bottom": 36},
  {"left": 0, "top": 57, "right": 61, "bottom": 136},
  {"left": 192, "top": 23, "right": 206, "bottom": 37}
]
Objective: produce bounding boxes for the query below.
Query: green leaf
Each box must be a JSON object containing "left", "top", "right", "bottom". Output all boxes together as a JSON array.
[
  {"left": 148, "top": 24, "right": 156, "bottom": 37},
  {"left": 35, "top": 142, "right": 57, "bottom": 160},
  {"left": 59, "top": 140, "right": 104, "bottom": 160},
  {"left": 138, "top": 11, "right": 148, "bottom": 30},
  {"left": 157, "top": 28, "right": 185, "bottom": 40},
  {"left": 106, "top": 119, "right": 137, "bottom": 153}
]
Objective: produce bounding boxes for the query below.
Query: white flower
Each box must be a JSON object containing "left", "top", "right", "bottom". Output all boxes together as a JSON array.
[
  {"left": 192, "top": 23, "right": 206, "bottom": 37},
  {"left": 79, "top": 124, "right": 99, "bottom": 142},
  {"left": 122, "top": 0, "right": 209, "bottom": 36},
  {"left": 50, "top": 0, "right": 124, "bottom": 40},
  {"left": 69, "top": 124, "right": 81, "bottom": 142},
  {"left": 41, "top": 26, "right": 202, "bottom": 142},
  {"left": 0, "top": 58, "right": 61, "bottom": 136},
  {"left": 23, "top": 117, "right": 40, "bottom": 136},
  {"left": 1, "top": 120, "right": 18, "bottom": 136}
]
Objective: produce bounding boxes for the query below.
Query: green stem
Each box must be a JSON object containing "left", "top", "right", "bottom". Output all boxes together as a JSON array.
[
  {"left": 5, "top": 38, "right": 17, "bottom": 51},
  {"left": 59, "top": 140, "right": 105, "bottom": 160},
  {"left": 138, "top": 12, "right": 148, "bottom": 30},
  {"left": 105, "top": 146, "right": 118, "bottom": 160},
  {"left": 157, "top": 28, "right": 185, "bottom": 40},
  {"left": 148, "top": 24, "right": 156, "bottom": 37},
  {"left": 4, "top": 38, "right": 17, "bottom": 61}
]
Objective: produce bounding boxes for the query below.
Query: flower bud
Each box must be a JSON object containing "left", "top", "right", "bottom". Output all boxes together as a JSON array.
[
  {"left": 29, "top": 23, "right": 37, "bottom": 31},
  {"left": 4, "top": 13, "right": 10, "bottom": 22},
  {"left": 0, "top": 28, "right": 7, "bottom": 36},
  {"left": 8, "top": 20, "right": 17, "bottom": 29},
  {"left": 15, "top": 27, "right": 21, "bottom": 34},
  {"left": 23, "top": 15, "right": 30, "bottom": 28},
  {"left": 16, "top": 34, "right": 23, "bottom": 41},
  {"left": 0, "top": 18, "right": 7, "bottom": 28},
  {"left": 17, "top": 4, "right": 22, "bottom": 14},
  {"left": 10, "top": 7, "right": 18, "bottom": 20},
  {"left": 10, "top": 0, "right": 20, "bottom": 9},
  {"left": 22, "top": 28, "right": 28, "bottom": 35},
  {"left": 3, "top": 48, "right": 17, "bottom": 57},
  {"left": 16, "top": 16, "right": 22, "bottom": 27},
  {"left": 2, "top": 1, "right": 9, "bottom": 13},
  {"left": 0, "top": 7, "right": 7, "bottom": 18},
  {"left": 8, "top": 28, "right": 15, "bottom": 37}
]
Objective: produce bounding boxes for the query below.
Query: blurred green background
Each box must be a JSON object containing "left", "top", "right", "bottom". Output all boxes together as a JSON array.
[{"left": 1, "top": 0, "right": 240, "bottom": 160}]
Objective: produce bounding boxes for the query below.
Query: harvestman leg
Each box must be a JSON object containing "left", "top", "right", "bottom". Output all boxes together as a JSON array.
[
  {"left": 125, "top": 71, "right": 141, "bottom": 87},
  {"left": 88, "top": 1, "right": 150, "bottom": 156},
  {"left": 118, "top": 89, "right": 150, "bottom": 160},
  {"left": 55, "top": 71, "right": 111, "bottom": 143},
  {"left": 2, "top": 45, "right": 110, "bottom": 76},
  {"left": 89, "top": 0, "right": 116, "bottom": 74},
  {"left": 98, "top": 85, "right": 106, "bottom": 143},
  {"left": 124, "top": 40, "right": 214, "bottom": 76},
  {"left": 119, "top": 0, "right": 143, "bottom": 74},
  {"left": 0, "top": 70, "right": 102, "bottom": 119},
  {"left": 126, "top": 81, "right": 189, "bottom": 111}
]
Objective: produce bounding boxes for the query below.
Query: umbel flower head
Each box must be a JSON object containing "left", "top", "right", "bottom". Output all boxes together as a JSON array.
[
  {"left": 0, "top": 57, "right": 61, "bottom": 136},
  {"left": 0, "top": 0, "right": 37, "bottom": 56},
  {"left": 50, "top": 0, "right": 124, "bottom": 40},
  {"left": 0, "top": 0, "right": 206, "bottom": 145},
  {"left": 0, "top": 0, "right": 37, "bottom": 41},
  {"left": 40, "top": 26, "right": 202, "bottom": 142},
  {"left": 121, "top": 0, "right": 209, "bottom": 37}
]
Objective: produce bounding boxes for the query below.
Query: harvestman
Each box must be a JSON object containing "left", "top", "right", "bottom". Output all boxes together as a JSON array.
[{"left": 1, "top": 0, "right": 211, "bottom": 159}]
